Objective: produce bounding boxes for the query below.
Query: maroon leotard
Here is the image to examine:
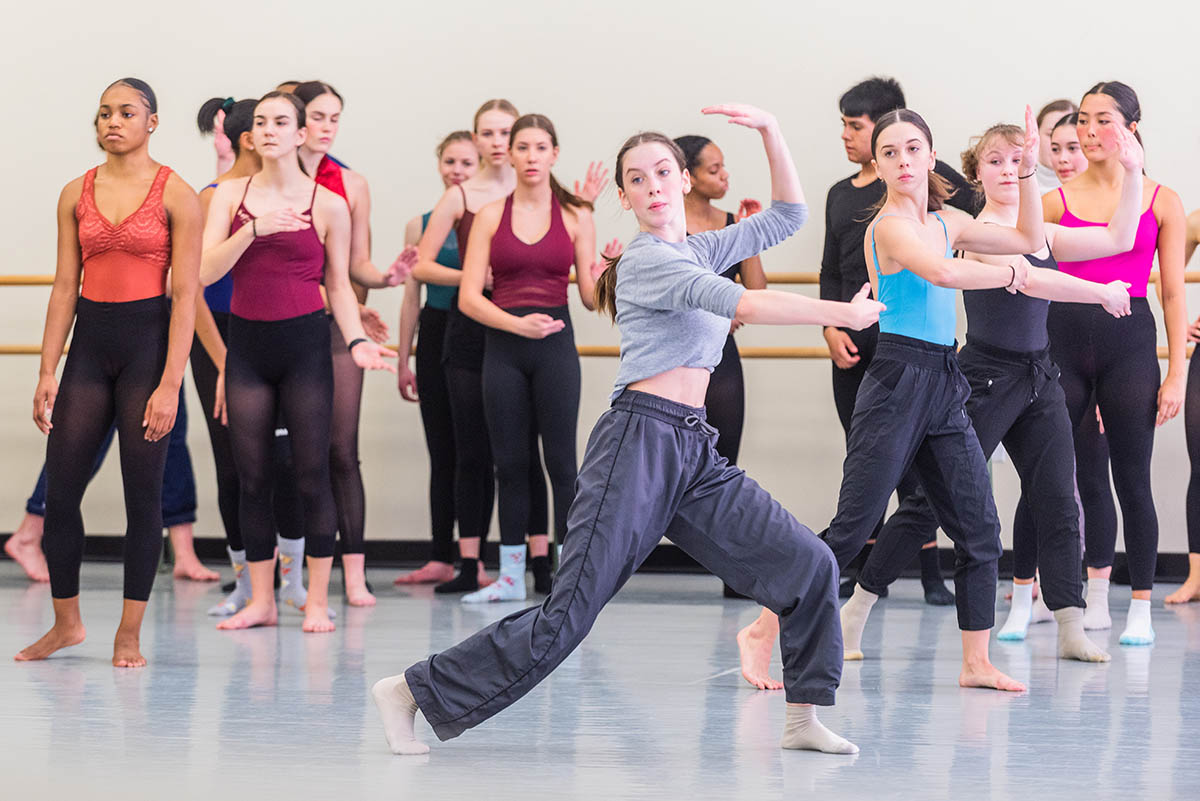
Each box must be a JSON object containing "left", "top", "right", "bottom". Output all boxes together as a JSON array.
[{"left": 488, "top": 192, "right": 574, "bottom": 309}]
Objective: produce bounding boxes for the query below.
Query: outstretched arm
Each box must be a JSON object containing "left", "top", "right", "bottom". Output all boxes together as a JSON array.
[{"left": 1049, "top": 126, "right": 1145, "bottom": 261}]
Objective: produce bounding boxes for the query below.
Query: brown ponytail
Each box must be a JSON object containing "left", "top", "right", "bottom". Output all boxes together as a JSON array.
[{"left": 510, "top": 114, "right": 593, "bottom": 212}]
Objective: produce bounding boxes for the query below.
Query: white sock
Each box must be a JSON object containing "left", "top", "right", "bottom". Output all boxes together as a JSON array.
[
  {"left": 997, "top": 583, "right": 1034, "bottom": 641},
  {"left": 780, "top": 704, "right": 858, "bottom": 754},
  {"left": 463, "top": 545, "right": 526, "bottom": 603},
  {"left": 207, "top": 547, "right": 251, "bottom": 616},
  {"left": 371, "top": 675, "right": 430, "bottom": 755},
  {"left": 839, "top": 585, "right": 878, "bottom": 661},
  {"left": 1031, "top": 586, "right": 1054, "bottom": 624},
  {"left": 277, "top": 536, "right": 308, "bottom": 610},
  {"left": 1082, "top": 578, "right": 1112, "bottom": 630},
  {"left": 1055, "top": 607, "right": 1110, "bottom": 661},
  {"left": 1118, "top": 598, "right": 1155, "bottom": 646}
]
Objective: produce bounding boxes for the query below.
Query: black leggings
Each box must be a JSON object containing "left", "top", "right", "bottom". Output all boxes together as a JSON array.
[
  {"left": 705, "top": 334, "right": 744, "bottom": 464},
  {"left": 43, "top": 296, "right": 171, "bottom": 601},
  {"left": 190, "top": 311, "right": 304, "bottom": 553},
  {"left": 1187, "top": 346, "right": 1200, "bottom": 554},
  {"left": 1047, "top": 298, "right": 1160, "bottom": 590},
  {"left": 416, "top": 306, "right": 457, "bottom": 564},
  {"left": 226, "top": 311, "right": 336, "bottom": 562},
  {"left": 329, "top": 318, "right": 367, "bottom": 554},
  {"left": 483, "top": 306, "right": 579, "bottom": 547}
]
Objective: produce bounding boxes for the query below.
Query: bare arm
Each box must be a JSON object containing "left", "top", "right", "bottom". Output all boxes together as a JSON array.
[
  {"left": 413, "top": 186, "right": 468, "bottom": 286},
  {"left": 736, "top": 283, "right": 881, "bottom": 330},
  {"left": 34, "top": 180, "right": 85, "bottom": 433},
  {"left": 1047, "top": 128, "right": 1146, "bottom": 261},
  {"left": 345, "top": 171, "right": 394, "bottom": 289},
  {"left": 193, "top": 186, "right": 228, "bottom": 367},
  {"left": 396, "top": 215, "right": 423, "bottom": 401},
  {"left": 570, "top": 206, "right": 598, "bottom": 310},
  {"left": 965, "top": 248, "right": 1129, "bottom": 314},
  {"left": 200, "top": 180, "right": 254, "bottom": 285},
  {"left": 1185, "top": 209, "right": 1200, "bottom": 265},
  {"left": 873, "top": 216, "right": 1022, "bottom": 292},
  {"left": 702, "top": 104, "right": 803, "bottom": 204},
  {"left": 1155, "top": 186, "right": 1188, "bottom": 425}
]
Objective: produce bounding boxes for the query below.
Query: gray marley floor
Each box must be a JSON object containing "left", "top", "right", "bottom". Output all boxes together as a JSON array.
[{"left": 2, "top": 563, "right": 1199, "bottom": 800}]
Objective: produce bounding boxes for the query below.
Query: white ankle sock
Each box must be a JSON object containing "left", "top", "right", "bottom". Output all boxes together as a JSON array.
[
  {"left": 463, "top": 545, "right": 526, "bottom": 603},
  {"left": 1055, "top": 606, "right": 1110, "bottom": 661},
  {"left": 780, "top": 704, "right": 858, "bottom": 754},
  {"left": 208, "top": 548, "right": 252, "bottom": 616},
  {"left": 371, "top": 675, "right": 430, "bottom": 755},
  {"left": 1082, "top": 578, "right": 1112, "bottom": 630},
  {"left": 840, "top": 586, "right": 878, "bottom": 660},
  {"left": 1031, "top": 587, "right": 1054, "bottom": 624},
  {"left": 997, "top": 583, "right": 1034, "bottom": 641},
  {"left": 1119, "top": 598, "right": 1155, "bottom": 645}
]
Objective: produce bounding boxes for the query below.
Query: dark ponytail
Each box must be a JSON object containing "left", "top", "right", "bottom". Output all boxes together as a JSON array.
[
  {"left": 198, "top": 97, "right": 257, "bottom": 155},
  {"left": 595, "top": 132, "right": 688, "bottom": 321}
]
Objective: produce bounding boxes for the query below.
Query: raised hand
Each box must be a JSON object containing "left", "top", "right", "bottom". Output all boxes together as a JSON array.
[
  {"left": 360, "top": 305, "right": 389, "bottom": 343},
  {"left": 385, "top": 245, "right": 419, "bottom": 286},
  {"left": 351, "top": 341, "right": 399, "bottom": 373},
  {"left": 397, "top": 363, "right": 418, "bottom": 402},
  {"left": 736, "top": 199, "right": 763, "bottom": 221},
  {"left": 254, "top": 208, "right": 311, "bottom": 237},
  {"left": 142, "top": 383, "right": 179, "bottom": 442},
  {"left": 591, "top": 238, "right": 623, "bottom": 281},
  {"left": 574, "top": 161, "right": 610, "bottom": 204},
  {"left": 1101, "top": 280, "right": 1132, "bottom": 318},
  {"left": 32, "top": 374, "right": 57, "bottom": 434},
  {"left": 847, "top": 283, "right": 886, "bottom": 330},
  {"left": 513, "top": 313, "right": 566, "bottom": 339},
  {"left": 701, "top": 104, "right": 778, "bottom": 131},
  {"left": 1109, "top": 124, "right": 1145, "bottom": 173},
  {"left": 1019, "top": 105, "right": 1039, "bottom": 173}
]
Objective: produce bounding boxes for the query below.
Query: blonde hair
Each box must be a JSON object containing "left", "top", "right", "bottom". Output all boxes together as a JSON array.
[{"left": 960, "top": 124, "right": 1024, "bottom": 201}]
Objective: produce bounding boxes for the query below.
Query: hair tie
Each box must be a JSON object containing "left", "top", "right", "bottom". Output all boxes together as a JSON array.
[{"left": 222, "top": 97, "right": 235, "bottom": 112}]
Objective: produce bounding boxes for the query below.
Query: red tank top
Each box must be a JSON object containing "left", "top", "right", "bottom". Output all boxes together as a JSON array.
[
  {"left": 315, "top": 155, "right": 348, "bottom": 204},
  {"left": 489, "top": 192, "right": 574, "bottom": 309},
  {"left": 77, "top": 165, "right": 172, "bottom": 303},
  {"left": 229, "top": 178, "right": 326, "bottom": 321}
]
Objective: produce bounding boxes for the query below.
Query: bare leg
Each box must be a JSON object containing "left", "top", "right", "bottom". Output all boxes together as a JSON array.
[
  {"left": 15, "top": 596, "right": 86, "bottom": 661},
  {"left": 112, "top": 599, "right": 148, "bottom": 668},
  {"left": 302, "top": 556, "right": 336, "bottom": 633},
  {"left": 4, "top": 513, "right": 49, "bottom": 582},
  {"left": 393, "top": 561, "right": 455, "bottom": 585},
  {"left": 342, "top": 553, "right": 376, "bottom": 607},
  {"left": 217, "top": 559, "right": 278, "bottom": 630},
  {"left": 1165, "top": 554, "right": 1200, "bottom": 604},
  {"left": 169, "top": 524, "right": 219, "bottom": 582},
  {"left": 958, "top": 629, "right": 1026, "bottom": 692},
  {"left": 737, "top": 607, "right": 783, "bottom": 690},
  {"left": 528, "top": 533, "right": 549, "bottom": 558}
]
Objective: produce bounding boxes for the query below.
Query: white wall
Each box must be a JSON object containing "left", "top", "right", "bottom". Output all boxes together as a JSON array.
[{"left": 2, "top": 0, "right": 1198, "bottom": 553}]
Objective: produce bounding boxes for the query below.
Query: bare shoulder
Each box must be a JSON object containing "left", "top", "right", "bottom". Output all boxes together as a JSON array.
[
  {"left": 562, "top": 202, "right": 592, "bottom": 230},
  {"left": 58, "top": 175, "right": 85, "bottom": 209},
  {"left": 933, "top": 204, "right": 972, "bottom": 234},
  {"left": 315, "top": 184, "right": 351, "bottom": 224},
  {"left": 1187, "top": 208, "right": 1200, "bottom": 237},
  {"left": 404, "top": 214, "right": 423, "bottom": 245},
  {"left": 475, "top": 197, "right": 505, "bottom": 227},
  {"left": 1149, "top": 180, "right": 1182, "bottom": 217},
  {"left": 163, "top": 172, "right": 201, "bottom": 214}
]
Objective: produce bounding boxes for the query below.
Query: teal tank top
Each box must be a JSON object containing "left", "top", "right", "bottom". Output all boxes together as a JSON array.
[
  {"left": 871, "top": 212, "right": 957, "bottom": 346},
  {"left": 421, "top": 211, "right": 460, "bottom": 311}
]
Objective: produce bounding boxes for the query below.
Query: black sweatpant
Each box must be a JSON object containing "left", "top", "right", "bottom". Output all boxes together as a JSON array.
[
  {"left": 861, "top": 339, "right": 1086, "bottom": 612},
  {"left": 43, "top": 296, "right": 171, "bottom": 601},
  {"left": 406, "top": 390, "right": 842, "bottom": 741},
  {"left": 482, "top": 306, "right": 579, "bottom": 547},
  {"left": 226, "top": 311, "right": 336, "bottom": 561},
  {"left": 1047, "top": 299, "right": 1160, "bottom": 590},
  {"left": 415, "top": 306, "right": 457, "bottom": 564},
  {"left": 823, "top": 334, "right": 1002, "bottom": 631},
  {"left": 190, "top": 311, "right": 305, "bottom": 553},
  {"left": 705, "top": 334, "right": 744, "bottom": 464}
]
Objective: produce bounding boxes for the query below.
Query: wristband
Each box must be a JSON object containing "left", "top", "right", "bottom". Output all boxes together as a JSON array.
[
  {"left": 347, "top": 337, "right": 369, "bottom": 353},
  {"left": 1018, "top": 168, "right": 1037, "bottom": 180},
  {"left": 1007, "top": 264, "right": 1016, "bottom": 288},
  {"left": 252, "top": 219, "right": 258, "bottom": 237}
]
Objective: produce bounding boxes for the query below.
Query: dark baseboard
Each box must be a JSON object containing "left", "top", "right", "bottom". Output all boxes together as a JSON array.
[{"left": 0, "top": 533, "right": 1190, "bottom": 582}]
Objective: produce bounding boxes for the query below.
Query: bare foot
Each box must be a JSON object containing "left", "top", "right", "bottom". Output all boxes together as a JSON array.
[
  {"left": 394, "top": 561, "right": 455, "bottom": 585},
  {"left": 1165, "top": 580, "right": 1200, "bottom": 605},
  {"left": 5, "top": 529, "right": 49, "bottom": 583},
  {"left": 347, "top": 586, "right": 377, "bottom": 607},
  {"left": 737, "top": 619, "right": 783, "bottom": 691},
  {"left": 112, "top": 630, "right": 146, "bottom": 668},
  {"left": 959, "top": 662, "right": 1026, "bottom": 692},
  {"left": 342, "top": 555, "right": 377, "bottom": 607},
  {"left": 173, "top": 559, "right": 220, "bottom": 582},
  {"left": 15, "top": 621, "right": 86, "bottom": 661},
  {"left": 302, "top": 605, "right": 336, "bottom": 633},
  {"left": 216, "top": 601, "right": 278, "bottom": 630}
]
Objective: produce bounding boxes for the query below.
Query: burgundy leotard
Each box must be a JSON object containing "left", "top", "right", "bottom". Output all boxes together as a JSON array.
[{"left": 488, "top": 192, "right": 574, "bottom": 309}]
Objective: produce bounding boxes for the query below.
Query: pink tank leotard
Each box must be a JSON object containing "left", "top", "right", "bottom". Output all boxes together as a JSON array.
[
  {"left": 488, "top": 192, "right": 574, "bottom": 309},
  {"left": 1055, "top": 185, "right": 1161, "bottom": 298},
  {"left": 229, "top": 178, "right": 325, "bottom": 321}
]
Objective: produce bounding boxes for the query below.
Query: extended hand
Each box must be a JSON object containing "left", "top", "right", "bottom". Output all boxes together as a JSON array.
[
  {"left": 386, "top": 245, "right": 419, "bottom": 286},
  {"left": 351, "top": 341, "right": 399, "bottom": 373},
  {"left": 701, "top": 104, "right": 778, "bottom": 131},
  {"left": 360, "top": 306, "right": 389, "bottom": 343},
  {"left": 574, "top": 161, "right": 610, "bottom": 204},
  {"left": 736, "top": 199, "right": 763, "bottom": 221}
]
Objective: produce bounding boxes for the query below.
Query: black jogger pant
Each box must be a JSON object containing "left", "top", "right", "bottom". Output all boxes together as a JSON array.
[
  {"left": 861, "top": 339, "right": 1086, "bottom": 612},
  {"left": 415, "top": 306, "right": 457, "bottom": 564},
  {"left": 44, "top": 296, "right": 171, "bottom": 601},
  {"left": 406, "top": 390, "right": 843, "bottom": 741},
  {"left": 822, "top": 334, "right": 1002, "bottom": 631}
]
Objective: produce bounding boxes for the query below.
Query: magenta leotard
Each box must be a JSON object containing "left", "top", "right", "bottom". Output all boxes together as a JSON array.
[{"left": 1055, "top": 185, "right": 1161, "bottom": 298}]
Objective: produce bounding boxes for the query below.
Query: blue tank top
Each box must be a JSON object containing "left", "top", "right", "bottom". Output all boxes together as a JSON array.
[
  {"left": 871, "top": 212, "right": 956, "bottom": 346},
  {"left": 201, "top": 182, "right": 234, "bottom": 313},
  {"left": 421, "top": 211, "right": 460, "bottom": 311}
]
